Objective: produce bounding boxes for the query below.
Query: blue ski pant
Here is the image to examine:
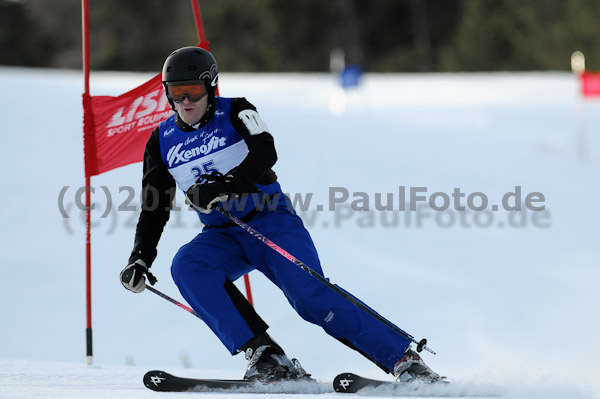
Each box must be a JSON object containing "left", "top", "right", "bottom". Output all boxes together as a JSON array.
[{"left": 171, "top": 209, "right": 412, "bottom": 372}]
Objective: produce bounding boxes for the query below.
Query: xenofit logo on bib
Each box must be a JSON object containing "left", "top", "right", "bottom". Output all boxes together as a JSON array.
[{"left": 166, "top": 136, "right": 227, "bottom": 167}]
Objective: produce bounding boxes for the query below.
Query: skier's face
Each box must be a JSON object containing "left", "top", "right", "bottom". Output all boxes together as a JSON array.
[{"left": 174, "top": 92, "right": 208, "bottom": 125}]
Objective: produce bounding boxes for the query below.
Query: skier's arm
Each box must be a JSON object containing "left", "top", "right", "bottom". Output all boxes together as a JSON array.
[
  {"left": 128, "top": 127, "right": 176, "bottom": 267},
  {"left": 228, "top": 98, "right": 278, "bottom": 184}
]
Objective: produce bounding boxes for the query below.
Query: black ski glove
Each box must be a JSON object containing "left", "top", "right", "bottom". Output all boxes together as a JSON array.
[
  {"left": 120, "top": 259, "right": 157, "bottom": 293},
  {"left": 185, "top": 171, "right": 257, "bottom": 213}
]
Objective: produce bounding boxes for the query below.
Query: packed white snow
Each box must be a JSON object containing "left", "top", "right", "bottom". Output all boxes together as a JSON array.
[{"left": 0, "top": 66, "right": 598, "bottom": 398}]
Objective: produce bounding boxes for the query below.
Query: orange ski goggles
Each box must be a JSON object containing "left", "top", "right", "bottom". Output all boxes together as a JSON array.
[{"left": 166, "top": 81, "right": 208, "bottom": 103}]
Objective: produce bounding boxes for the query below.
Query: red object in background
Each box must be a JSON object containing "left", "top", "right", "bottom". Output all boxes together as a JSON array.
[
  {"left": 83, "top": 73, "right": 171, "bottom": 177},
  {"left": 580, "top": 71, "right": 600, "bottom": 98}
]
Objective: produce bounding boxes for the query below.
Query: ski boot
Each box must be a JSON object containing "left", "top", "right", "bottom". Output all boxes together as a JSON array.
[
  {"left": 393, "top": 347, "right": 444, "bottom": 383},
  {"left": 243, "top": 345, "right": 310, "bottom": 382}
]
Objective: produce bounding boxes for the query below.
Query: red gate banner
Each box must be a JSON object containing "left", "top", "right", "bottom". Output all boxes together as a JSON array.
[
  {"left": 83, "top": 73, "right": 173, "bottom": 177},
  {"left": 581, "top": 71, "right": 600, "bottom": 98}
]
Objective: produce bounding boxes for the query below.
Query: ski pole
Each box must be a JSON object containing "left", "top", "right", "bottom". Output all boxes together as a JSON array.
[
  {"left": 213, "top": 206, "right": 436, "bottom": 355},
  {"left": 145, "top": 285, "right": 201, "bottom": 320}
]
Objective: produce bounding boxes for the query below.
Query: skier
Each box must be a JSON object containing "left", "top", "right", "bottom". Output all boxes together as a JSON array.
[{"left": 120, "top": 46, "right": 441, "bottom": 383}]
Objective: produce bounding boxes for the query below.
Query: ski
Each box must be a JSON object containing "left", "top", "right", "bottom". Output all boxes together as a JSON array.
[
  {"left": 333, "top": 372, "right": 448, "bottom": 394},
  {"left": 144, "top": 370, "right": 253, "bottom": 392},
  {"left": 143, "top": 370, "right": 328, "bottom": 393}
]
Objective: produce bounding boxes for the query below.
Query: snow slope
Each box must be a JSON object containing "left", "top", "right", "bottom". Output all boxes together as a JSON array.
[{"left": 0, "top": 67, "right": 598, "bottom": 398}]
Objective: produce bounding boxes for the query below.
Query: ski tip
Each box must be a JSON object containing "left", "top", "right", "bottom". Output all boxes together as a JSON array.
[
  {"left": 143, "top": 370, "right": 170, "bottom": 391},
  {"left": 333, "top": 372, "right": 360, "bottom": 393}
]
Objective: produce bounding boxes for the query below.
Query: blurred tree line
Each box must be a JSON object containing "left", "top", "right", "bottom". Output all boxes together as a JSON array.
[{"left": 1, "top": 0, "right": 599, "bottom": 72}]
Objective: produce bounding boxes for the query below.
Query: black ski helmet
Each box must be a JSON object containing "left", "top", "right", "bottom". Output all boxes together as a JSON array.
[{"left": 162, "top": 46, "right": 219, "bottom": 110}]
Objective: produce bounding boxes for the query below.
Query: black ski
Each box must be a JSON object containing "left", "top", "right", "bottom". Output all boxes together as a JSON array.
[
  {"left": 144, "top": 370, "right": 254, "bottom": 392},
  {"left": 143, "top": 370, "right": 327, "bottom": 393},
  {"left": 333, "top": 372, "right": 391, "bottom": 393},
  {"left": 333, "top": 372, "right": 448, "bottom": 394}
]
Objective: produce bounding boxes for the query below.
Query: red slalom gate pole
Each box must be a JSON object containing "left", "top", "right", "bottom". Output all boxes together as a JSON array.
[
  {"left": 190, "top": 0, "right": 206, "bottom": 43},
  {"left": 81, "top": 0, "right": 93, "bottom": 366},
  {"left": 189, "top": 0, "right": 247, "bottom": 301}
]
